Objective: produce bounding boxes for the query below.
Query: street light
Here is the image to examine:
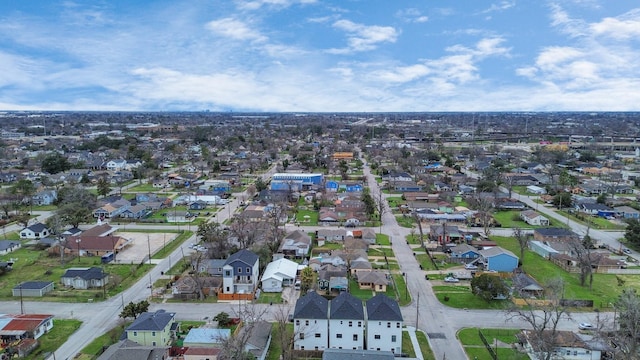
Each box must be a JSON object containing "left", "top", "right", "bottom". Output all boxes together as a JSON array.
[{"left": 76, "top": 239, "right": 81, "bottom": 263}]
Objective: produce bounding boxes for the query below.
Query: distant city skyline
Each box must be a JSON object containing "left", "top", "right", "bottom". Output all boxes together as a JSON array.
[{"left": 0, "top": 1, "right": 639, "bottom": 112}]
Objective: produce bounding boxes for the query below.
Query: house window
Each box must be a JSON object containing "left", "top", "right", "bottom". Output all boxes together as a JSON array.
[
  {"left": 300, "top": 333, "right": 305, "bottom": 339},
  {"left": 358, "top": 321, "right": 361, "bottom": 327},
  {"left": 392, "top": 335, "right": 397, "bottom": 342},
  {"left": 152, "top": 341, "right": 156, "bottom": 346},
  {"left": 336, "top": 334, "right": 342, "bottom": 338},
  {"left": 301, "top": 346, "right": 305, "bottom": 350},
  {"left": 348, "top": 321, "right": 352, "bottom": 327},
  {"left": 353, "top": 334, "right": 358, "bottom": 341},
  {"left": 387, "top": 322, "right": 391, "bottom": 328},
  {"left": 133, "top": 331, "right": 137, "bottom": 336},
  {"left": 152, "top": 331, "right": 156, "bottom": 336},
  {"left": 238, "top": 267, "right": 242, "bottom": 273},
  {"left": 225, "top": 270, "right": 231, "bottom": 276},
  {"left": 305, "top": 320, "right": 309, "bottom": 326},
  {"left": 375, "top": 335, "right": 381, "bottom": 339},
  {"left": 226, "top": 287, "right": 230, "bottom": 292},
  {"left": 246, "top": 267, "right": 250, "bottom": 273},
  {"left": 397, "top": 322, "right": 401, "bottom": 328},
  {"left": 315, "top": 333, "right": 321, "bottom": 338}
]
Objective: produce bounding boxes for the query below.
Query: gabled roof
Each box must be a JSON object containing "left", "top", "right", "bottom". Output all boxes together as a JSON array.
[
  {"left": 25, "top": 222, "right": 48, "bottom": 233},
  {"left": 293, "top": 291, "right": 328, "bottom": 319},
  {"left": 479, "top": 246, "right": 518, "bottom": 259},
  {"left": 366, "top": 293, "right": 403, "bottom": 321},
  {"left": 261, "top": 258, "right": 299, "bottom": 282},
  {"left": 330, "top": 292, "right": 364, "bottom": 320},
  {"left": 14, "top": 281, "right": 53, "bottom": 290},
  {"left": 534, "top": 227, "right": 577, "bottom": 237},
  {"left": 126, "top": 310, "right": 175, "bottom": 332},
  {"left": 0, "top": 314, "right": 53, "bottom": 335},
  {"left": 61, "top": 267, "right": 108, "bottom": 280},
  {"left": 358, "top": 271, "right": 388, "bottom": 285},
  {"left": 224, "top": 249, "right": 259, "bottom": 267},
  {"left": 0, "top": 240, "right": 20, "bottom": 251}
]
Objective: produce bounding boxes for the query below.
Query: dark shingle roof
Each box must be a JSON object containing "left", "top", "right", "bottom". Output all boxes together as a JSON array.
[
  {"left": 14, "top": 281, "right": 53, "bottom": 290},
  {"left": 61, "top": 267, "right": 107, "bottom": 280},
  {"left": 126, "top": 310, "right": 175, "bottom": 331},
  {"left": 366, "top": 293, "right": 403, "bottom": 321},
  {"left": 26, "top": 222, "right": 48, "bottom": 233},
  {"left": 224, "top": 249, "right": 259, "bottom": 267},
  {"left": 534, "top": 228, "right": 576, "bottom": 237},
  {"left": 330, "top": 292, "right": 364, "bottom": 320},
  {"left": 293, "top": 291, "right": 328, "bottom": 319}
]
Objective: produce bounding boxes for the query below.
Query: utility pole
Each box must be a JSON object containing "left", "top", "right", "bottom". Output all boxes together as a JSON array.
[{"left": 416, "top": 293, "right": 419, "bottom": 329}]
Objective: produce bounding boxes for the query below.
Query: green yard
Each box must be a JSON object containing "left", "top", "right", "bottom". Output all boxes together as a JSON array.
[
  {"left": 24, "top": 319, "right": 83, "bottom": 360},
  {"left": 458, "top": 328, "right": 529, "bottom": 360},
  {"left": 492, "top": 210, "right": 566, "bottom": 229}
]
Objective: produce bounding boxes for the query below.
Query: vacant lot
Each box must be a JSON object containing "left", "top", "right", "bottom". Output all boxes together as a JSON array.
[{"left": 115, "top": 232, "right": 178, "bottom": 263}]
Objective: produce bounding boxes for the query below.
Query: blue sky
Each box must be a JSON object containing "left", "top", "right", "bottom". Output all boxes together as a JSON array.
[{"left": 0, "top": 0, "right": 639, "bottom": 112}]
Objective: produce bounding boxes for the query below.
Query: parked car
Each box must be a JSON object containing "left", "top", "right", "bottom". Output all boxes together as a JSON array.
[
  {"left": 623, "top": 248, "right": 632, "bottom": 254},
  {"left": 464, "top": 264, "right": 478, "bottom": 270},
  {"left": 444, "top": 277, "right": 460, "bottom": 283},
  {"left": 579, "top": 323, "right": 595, "bottom": 330}
]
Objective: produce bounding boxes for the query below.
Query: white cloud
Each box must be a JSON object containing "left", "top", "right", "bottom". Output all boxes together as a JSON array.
[
  {"left": 206, "top": 18, "right": 267, "bottom": 42},
  {"left": 327, "top": 20, "right": 399, "bottom": 54},
  {"left": 590, "top": 9, "right": 640, "bottom": 40},
  {"left": 370, "top": 64, "right": 431, "bottom": 83},
  {"left": 480, "top": 1, "right": 516, "bottom": 14},
  {"left": 235, "top": 0, "right": 317, "bottom": 11},
  {"left": 549, "top": 3, "right": 588, "bottom": 37},
  {"left": 396, "top": 8, "right": 429, "bottom": 23}
]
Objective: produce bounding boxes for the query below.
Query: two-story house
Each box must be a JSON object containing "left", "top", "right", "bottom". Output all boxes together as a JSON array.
[
  {"left": 293, "top": 291, "right": 329, "bottom": 351},
  {"left": 329, "top": 292, "right": 365, "bottom": 350},
  {"left": 366, "top": 293, "right": 403, "bottom": 353},
  {"left": 221, "top": 249, "right": 259, "bottom": 300},
  {"left": 125, "top": 309, "right": 176, "bottom": 346}
]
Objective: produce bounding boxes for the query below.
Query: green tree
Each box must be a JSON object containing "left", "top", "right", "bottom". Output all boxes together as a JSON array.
[
  {"left": 119, "top": 300, "right": 150, "bottom": 319},
  {"left": 300, "top": 266, "right": 314, "bottom": 293},
  {"left": 96, "top": 177, "right": 112, "bottom": 198},
  {"left": 471, "top": 274, "right": 510, "bottom": 302},
  {"left": 624, "top": 219, "right": 640, "bottom": 245},
  {"left": 552, "top": 192, "right": 572, "bottom": 210},
  {"left": 41, "top": 152, "right": 71, "bottom": 174},
  {"left": 254, "top": 177, "right": 267, "bottom": 192},
  {"left": 56, "top": 185, "right": 97, "bottom": 227},
  {"left": 11, "top": 179, "right": 35, "bottom": 206},
  {"left": 213, "top": 311, "right": 231, "bottom": 327}
]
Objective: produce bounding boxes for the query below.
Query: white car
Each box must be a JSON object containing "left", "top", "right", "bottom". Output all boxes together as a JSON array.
[
  {"left": 465, "top": 264, "right": 478, "bottom": 270},
  {"left": 579, "top": 323, "right": 595, "bottom": 330},
  {"left": 444, "top": 277, "right": 460, "bottom": 283}
]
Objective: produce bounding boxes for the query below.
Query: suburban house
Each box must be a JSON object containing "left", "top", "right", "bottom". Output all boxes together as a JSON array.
[
  {"left": 0, "top": 240, "right": 21, "bottom": 255},
  {"left": 293, "top": 291, "right": 329, "bottom": 351},
  {"left": 576, "top": 203, "right": 615, "bottom": 217},
  {"left": 200, "top": 259, "right": 226, "bottom": 276},
  {"left": 125, "top": 309, "right": 177, "bottom": 346},
  {"left": 520, "top": 210, "right": 550, "bottom": 226},
  {"left": 260, "top": 258, "right": 299, "bottom": 292},
  {"left": 317, "top": 264, "right": 348, "bottom": 291},
  {"left": 171, "top": 276, "right": 222, "bottom": 300},
  {"left": 429, "top": 225, "right": 462, "bottom": 245},
  {"left": 449, "top": 243, "right": 481, "bottom": 263},
  {"left": 366, "top": 294, "right": 403, "bottom": 353},
  {"left": 0, "top": 314, "right": 54, "bottom": 344},
  {"left": 20, "top": 223, "right": 51, "bottom": 239},
  {"left": 31, "top": 189, "right": 57, "bottom": 206},
  {"left": 328, "top": 292, "right": 365, "bottom": 350},
  {"left": 67, "top": 235, "right": 129, "bottom": 258},
  {"left": 533, "top": 228, "right": 579, "bottom": 243},
  {"left": 96, "top": 339, "right": 170, "bottom": 360},
  {"left": 614, "top": 206, "right": 640, "bottom": 219},
  {"left": 93, "top": 199, "right": 131, "bottom": 219},
  {"left": 166, "top": 211, "right": 190, "bottom": 223},
  {"left": 518, "top": 330, "right": 602, "bottom": 360},
  {"left": 221, "top": 249, "right": 260, "bottom": 300},
  {"left": 315, "top": 229, "right": 347, "bottom": 245},
  {"left": 238, "top": 320, "right": 272, "bottom": 360},
  {"left": 60, "top": 267, "right": 109, "bottom": 289},
  {"left": 119, "top": 204, "right": 148, "bottom": 219},
  {"left": 183, "top": 328, "right": 230, "bottom": 347},
  {"left": 12, "top": 281, "right": 55, "bottom": 297},
  {"left": 356, "top": 270, "right": 389, "bottom": 292},
  {"left": 106, "top": 159, "right": 127, "bottom": 171},
  {"left": 479, "top": 247, "right": 519, "bottom": 272},
  {"left": 279, "top": 230, "right": 312, "bottom": 258}
]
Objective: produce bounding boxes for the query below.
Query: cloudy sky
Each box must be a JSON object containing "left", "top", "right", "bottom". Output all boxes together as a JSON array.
[{"left": 1, "top": 1, "right": 639, "bottom": 112}]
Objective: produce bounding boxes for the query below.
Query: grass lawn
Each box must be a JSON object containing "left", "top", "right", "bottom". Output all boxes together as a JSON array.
[
  {"left": 80, "top": 323, "right": 127, "bottom": 357},
  {"left": 493, "top": 210, "right": 566, "bottom": 229},
  {"left": 394, "top": 274, "right": 411, "bottom": 305},
  {"left": 3, "top": 231, "right": 20, "bottom": 240},
  {"left": 296, "top": 209, "right": 319, "bottom": 225},
  {"left": 368, "top": 247, "right": 395, "bottom": 258},
  {"left": 152, "top": 231, "right": 192, "bottom": 259},
  {"left": 416, "top": 330, "right": 437, "bottom": 360},
  {"left": 349, "top": 278, "right": 374, "bottom": 300},
  {"left": 31, "top": 205, "right": 58, "bottom": 211},
  {"left": 127, "top": 184, "right": 160, "bottom": 192},
  {"left": 416, "top": 253, "right": 460, "bottom": 271},
  {"left": 491, "top": 236, "right": 640, "bottom": 306},
  {"left": 266, "top": 323, "right": 292, "bottom": 360},
  {"left": 0, "top": 247, "right": 153, "bottom": 302},
  {"left": 257, "top": 292, "right": 285, "bottom": 304},
  {"left": 402, "top": 331, "right": 417, "bottom": 358},
  {"left": 458, "top": 328, "right": 528, "bottom": 360},
  {"left": 387, "top": 196, "right": 406, "bottom": 209},
  {"left": 26, "top": 319, "right": 82, "bottom": 360},
  {"left": 557, "top": 210, "right": 626, "bottom": 230},
  {"left": 377, "top": 233, "right": 390, "bottom": 245},
  {"left": 396, "top": 215, "right": 415, "bottom": 228},
  {"left": 432, "top": 285, "right": 510, "bottom": 310}
]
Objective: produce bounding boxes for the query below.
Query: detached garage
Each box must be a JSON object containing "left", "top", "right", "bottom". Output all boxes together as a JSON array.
[{"left": 12, "top": 281, "right": 55, "bottom": 297}]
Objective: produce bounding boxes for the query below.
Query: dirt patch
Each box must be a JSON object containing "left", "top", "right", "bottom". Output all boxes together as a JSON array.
[{"left": 114, "top": 232, "right": 178, "bottom": 263}]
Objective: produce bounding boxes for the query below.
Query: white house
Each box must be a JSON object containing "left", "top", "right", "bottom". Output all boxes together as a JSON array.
[
  {"left": 106, "top": 159, "right": 127, "bottom": 171},
  {"left": 293, "top": 291, "right": 329, "bottom": 351},
  {"left": 260, "top": 258, "right": 299, "bottom": 292},
  {"left": 520, "top": 210, "right": 550, "bottom": 226},
  {"left": 20, "top": 223, "right": 51, "bottom": 239},
  {"left": 328, "top": 292, "right": 365, "bottom": 350},
  {"left": 366, "top": 293, "right": 403, "bottom": 354},
  {"left": 519, "top": 330, "right": 602, "bottom": 360}
]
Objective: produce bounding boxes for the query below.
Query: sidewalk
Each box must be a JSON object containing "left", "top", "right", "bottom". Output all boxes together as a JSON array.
[{"left": 405, "top": 325, "right": 424, "bottom": 360}]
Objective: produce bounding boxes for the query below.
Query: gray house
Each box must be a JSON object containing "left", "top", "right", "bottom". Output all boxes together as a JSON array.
[
  {"left": 0, "top": 240, "right": 21, "bottom": 255},
  {"left": 61, "top": 267, "right": 109, "bottom": 289}
]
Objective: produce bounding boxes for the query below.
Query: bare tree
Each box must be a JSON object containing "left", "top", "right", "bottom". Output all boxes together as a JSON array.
[
  {"left": 272, "top": 304, "right": 311, "bottom": 360},
  {"left": 468, "top": 195, "right": 495, "bottom": 237},
  {"left": 218, "top": 304, "right": 269, "bottom": 360},
  {"left": 513, "top": 227, "right": 528, "bottom": 264},
  {"left": 229, "top": 214, "right": 261, "bottom": 249},
  {"left": 189, "top": 251, "right": 207, "bottom": 300},
  {"left": 567, "top": 235, "right": 594, "bottom": 289},
  {"left": 507, "top": 278, "right": 571, "bottom": 360},
  {"left": 611, "top": 288, "right": 640, "bottom": 360},
  {"left": 375, "top": 189, "right": 387, "bottom": 233},
  {"left": 264, "top": 203, "right": 287, "bottom": 254}
]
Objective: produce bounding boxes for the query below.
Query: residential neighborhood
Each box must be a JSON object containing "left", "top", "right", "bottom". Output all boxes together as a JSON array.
[{"left": 1, "top": 111, "right": 640, "bottom": 359}]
